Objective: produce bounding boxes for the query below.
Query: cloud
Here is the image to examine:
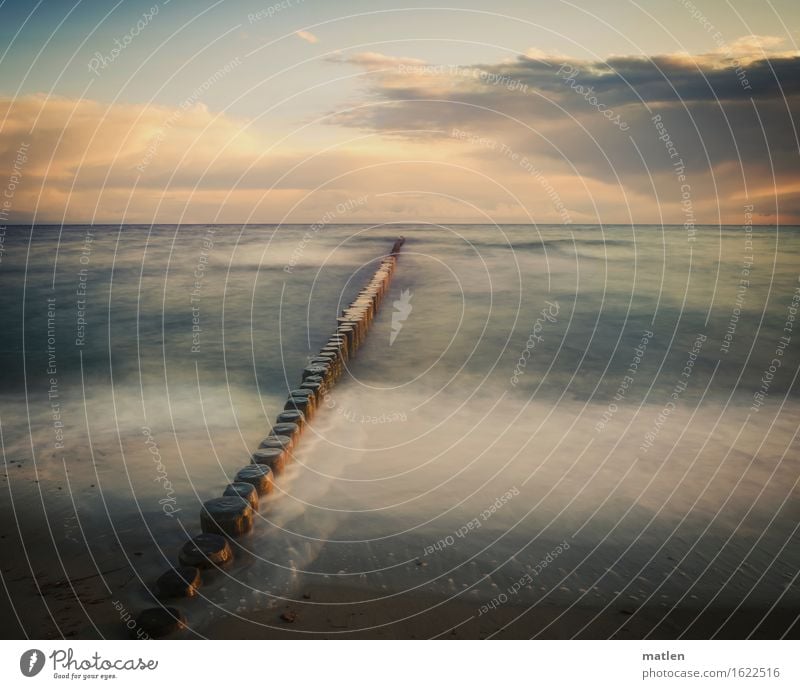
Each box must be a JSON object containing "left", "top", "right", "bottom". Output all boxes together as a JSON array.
[
  {"left": 323, "top": 44, "right": 800, "bottom": 223},
  {"left": 295, "top": 29, "right": 318, "bottom": 44},
  {"left": 328, "top": 51, "right": 427, "bottom": 70},
  {"left": 1, "top": 38, "right": 798, "bottom": 226},
  {"left": 0, "top": 93, "right": 522, "bottom": 224},
  {"left": 0, "top": 94, "right": 270, "bottom": 223},
  {"left": 0, "top": 94, "right": 380, "bottom": 223}
]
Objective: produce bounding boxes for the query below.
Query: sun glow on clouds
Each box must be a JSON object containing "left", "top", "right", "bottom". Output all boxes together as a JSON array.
[
  {"left": 295, "top": 29, "right": 319, "bottom": 44},
  {"left": 1, "top": 36, "right": 798, "bottom": 225}
]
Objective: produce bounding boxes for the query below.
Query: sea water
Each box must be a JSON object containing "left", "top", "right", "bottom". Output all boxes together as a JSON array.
[{"left": 1, "top": 223, "right": 798, "bottom": 635}]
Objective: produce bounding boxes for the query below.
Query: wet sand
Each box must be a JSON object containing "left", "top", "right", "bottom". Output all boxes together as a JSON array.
[
  {"left": 2, "top": 481, "right": 796, "bottom": 640},
  {"left": 197, "top": 581, "right": 799, "bottom": 640}
]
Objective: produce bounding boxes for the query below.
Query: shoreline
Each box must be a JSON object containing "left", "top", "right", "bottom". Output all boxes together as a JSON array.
[{"left": 2, "top": 512, "right": 795, "bottom": 640}]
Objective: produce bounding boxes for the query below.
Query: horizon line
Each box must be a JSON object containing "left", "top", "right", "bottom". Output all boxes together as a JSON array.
[{"left": 1, "top": 222, "right": 794, "bottom": 228}]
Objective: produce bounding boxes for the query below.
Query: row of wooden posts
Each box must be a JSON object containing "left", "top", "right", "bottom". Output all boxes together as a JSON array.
[{"left": 134, "top": 238, "right": 405, "bottom": 637}]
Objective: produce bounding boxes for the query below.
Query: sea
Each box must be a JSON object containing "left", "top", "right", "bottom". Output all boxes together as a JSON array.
[{"left": 1, "top": 223, "right": 798, "bottom": 637}]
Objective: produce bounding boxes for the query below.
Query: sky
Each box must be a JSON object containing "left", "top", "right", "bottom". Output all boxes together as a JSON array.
[{"left": 0, "top": 0, "right": 798, "bottom": 224}]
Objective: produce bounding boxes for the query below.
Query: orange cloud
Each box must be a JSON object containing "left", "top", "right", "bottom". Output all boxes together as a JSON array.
[
  {"left": 295, "top": 29, "right": 319, "bottom": 44},
  {"left": 2, "top": 31, "right": 798, "bottom": 228},
  {"left": 324, "top": 44, "right": 800, "bottom": 224}
]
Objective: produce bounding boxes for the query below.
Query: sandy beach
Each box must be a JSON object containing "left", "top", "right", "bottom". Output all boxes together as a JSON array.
[{"left": 2, "top": 444, "right": 796, "bottom": 641}]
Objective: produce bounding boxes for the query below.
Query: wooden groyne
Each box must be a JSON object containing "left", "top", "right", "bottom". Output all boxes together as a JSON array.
[{"left": 136, "top": 237, "right": 405, "bottom": 637}]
